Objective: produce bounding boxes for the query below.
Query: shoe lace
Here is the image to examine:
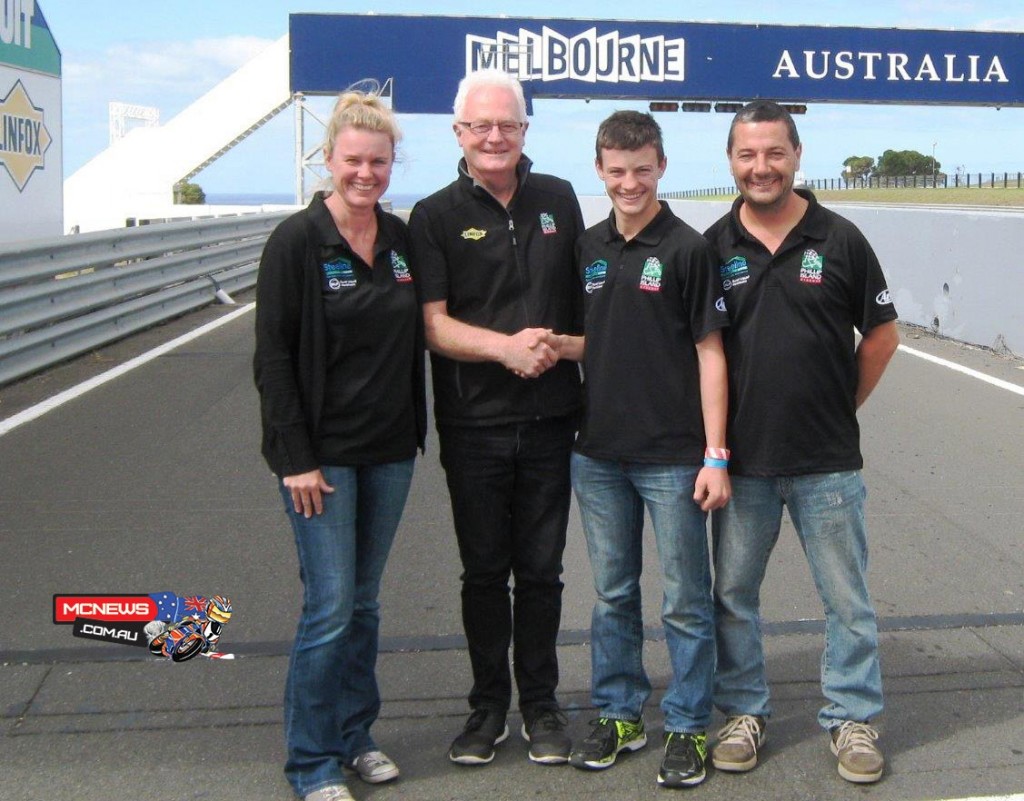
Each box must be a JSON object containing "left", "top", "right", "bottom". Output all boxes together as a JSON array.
[
  {"left": 582, "top": 717, "right": 617, "bottom": 747},
  {"left": 717, "top": 715, "right": 762, "bottom": 748},
  {"left": 356, "top": 750, "right": 389, "bottom": 771},
  {"left": 531, "top": 708, "right": 568, "bottom": 733},
  {"left": 833, "top": 721, "right": 880, "bottom": 754},
  {"left": 464, "top": 708, "right": 490, "bottom": 732},
  {"left": 666, "top": 732, "right": 706, "bottom": 757},
  {"left": 315, "top": 787, "right": 352, "bottom": 801}
]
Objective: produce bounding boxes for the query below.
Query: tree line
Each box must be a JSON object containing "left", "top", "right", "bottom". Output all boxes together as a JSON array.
[{"left": 842, "top": 150, "right": 941, "bottom": 182}]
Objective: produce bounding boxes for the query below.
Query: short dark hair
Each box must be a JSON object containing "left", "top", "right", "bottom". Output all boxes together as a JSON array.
[
  {"left": 727, "top": 100, "right": 800, "bottom": 152},
  {"left": 595, "top": 110, "right": 665, "bottom": 164}
]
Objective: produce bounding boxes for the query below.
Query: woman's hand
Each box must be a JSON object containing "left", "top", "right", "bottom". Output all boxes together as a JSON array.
[{"left": 283, "top": 469, "right": 334, "bottom": 518}]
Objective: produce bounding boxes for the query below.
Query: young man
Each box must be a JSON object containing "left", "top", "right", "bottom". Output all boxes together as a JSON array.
[
  {"left": 703, "top": 100, "right": 900, "bottom": 784},
  {"left": 567, "top": 110, "right": 730, "bottom": 789},
  {"left": 407, "top": 70, "right": 584, "bottom": 767}
]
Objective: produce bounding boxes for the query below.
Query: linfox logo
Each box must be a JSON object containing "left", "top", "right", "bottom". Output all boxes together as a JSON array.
[
  {"left": 466, "top": 27, "right": 684, "bottom": 83},
  {"left": 0, "top": 79, "right": 52, "bottom": 192},
  {"left": 53, "top": 595, "right": 158, "bottom": 623}
]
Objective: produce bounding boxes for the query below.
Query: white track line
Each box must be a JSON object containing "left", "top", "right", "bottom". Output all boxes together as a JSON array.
[
  {"left": 898, "top": 343, "right": 1024, "bottom": 397},
  {"left": 3, "top": 310, "right": 1022, "bottom": 437},
  {"left": 0, "top": 303, "right": 255, "bottom": 438}
]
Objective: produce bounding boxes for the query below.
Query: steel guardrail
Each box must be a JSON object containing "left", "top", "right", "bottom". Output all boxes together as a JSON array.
[{"left": 0, "top": 211, "right": 291, "bottom": 387}]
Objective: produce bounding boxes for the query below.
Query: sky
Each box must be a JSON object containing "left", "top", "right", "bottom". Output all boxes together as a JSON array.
[{"left": 41, "top": 1, "right": 1024, "bottom": 201}]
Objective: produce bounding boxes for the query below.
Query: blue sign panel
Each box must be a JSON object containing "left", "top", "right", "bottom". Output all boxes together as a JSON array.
[{"left": 289, "top": 14, "right": 1024, "bottom": 111}]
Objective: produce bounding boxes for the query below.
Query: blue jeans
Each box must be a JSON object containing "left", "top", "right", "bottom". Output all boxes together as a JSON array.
[
  {"left": 571, "top": 454, "right": 715, "bottom": 733},
  {"left": 711, "top": 471, "right": 883, "bottom": 730},
  {"left": 279, "top": 460, "right": 414, "bottom": 798},
  {"left": 438, "top": 416, "right": 575, "bottom": 713}
]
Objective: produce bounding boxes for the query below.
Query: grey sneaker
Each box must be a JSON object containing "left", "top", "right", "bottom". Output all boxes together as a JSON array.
[
  {"left": 347, "top": 749, "right": 399, "bottom": 783},
  {"left": 449, "top": 708, "right": 509, "bottom": 765},
  {"left": 712, "top": 715, "right": 766, "bottom": 772},
  {"left": 303, "top": 785, "right": 353, "bottom": 801},
  {"left": 830, "top": 721, "right": 884, "bottom": 783}
]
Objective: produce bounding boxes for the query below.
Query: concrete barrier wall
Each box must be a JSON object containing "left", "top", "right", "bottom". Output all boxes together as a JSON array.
[{"left": 578, "top": 195, "right": 1024, "bottom": 357}]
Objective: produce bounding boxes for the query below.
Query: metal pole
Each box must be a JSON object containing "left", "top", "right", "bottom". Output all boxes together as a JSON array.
[{"left": 294, "top": 93, "right": 305, "bottom": 205}]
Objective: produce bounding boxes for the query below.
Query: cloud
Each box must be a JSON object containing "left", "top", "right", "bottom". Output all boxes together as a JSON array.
[{"left": 62, "top": 36, "right": 277, "bottom": 173}]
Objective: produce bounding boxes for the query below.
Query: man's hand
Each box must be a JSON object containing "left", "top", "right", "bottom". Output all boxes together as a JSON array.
[
  {"left": 504, "top": 328, "right": 558, "bottom": 378},
  {"left": 693, "top": 466, "right": 731, "bottom": 512}
]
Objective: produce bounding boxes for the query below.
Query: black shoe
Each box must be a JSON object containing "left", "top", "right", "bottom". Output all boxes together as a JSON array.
[
  {"left": 449, "top": 708, "right": 509, "bottom": 765},
  {"left": 658, "top": 732, "right": 708, "bottom": 788},
  {"left": 568, "top": 717, "right": 647, "bottom": 770},
  {"left": 521, "top": 706, "right": 571, "bottom": 764}
]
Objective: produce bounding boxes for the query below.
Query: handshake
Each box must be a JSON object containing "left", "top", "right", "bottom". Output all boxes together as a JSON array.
[{"left": 503, "top": 327, "right": 581, "bottom": 379}]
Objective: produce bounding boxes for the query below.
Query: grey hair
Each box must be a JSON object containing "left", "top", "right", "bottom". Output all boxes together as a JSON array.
[{"left": 452, "top": 70, "right": 528, "bottom": 122}]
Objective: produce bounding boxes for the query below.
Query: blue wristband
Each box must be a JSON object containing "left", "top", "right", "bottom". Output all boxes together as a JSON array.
[{"left": 703, "top": 457, "right": 729, "bottom": 469}]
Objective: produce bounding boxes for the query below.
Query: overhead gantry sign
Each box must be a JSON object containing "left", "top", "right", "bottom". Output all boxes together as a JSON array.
[{"left": 288, "top": 14, "right": 1023, "bottom": 112}]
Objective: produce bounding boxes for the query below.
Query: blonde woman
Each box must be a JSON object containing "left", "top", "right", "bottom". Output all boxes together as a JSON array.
[{"left": 254, "top": 86, "right": 426, "bottom": 801}]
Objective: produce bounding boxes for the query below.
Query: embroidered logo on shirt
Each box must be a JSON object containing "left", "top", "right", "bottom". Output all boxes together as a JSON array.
[
  {"left": 322, "top": 258, "right": 356, "bottom": 291},
  {"left": 716, "top": 296, "right": 727, "bottom": 313},
  {"left": 638, "top": 257, "right": 663, "bottom": 293},
  {"left": 876, "top": 289, "right": 892, "bottom": 305},
  {"left": 390, "top": 251, "right": 413, "bottom": 283},
  {"left": 584, "top": 259, "right": 608, "bottom": 294},
  {"left": 539, "top": 212, "right": 557, "bottom": 235},
  {"left": 800, "top": 249, "right": 824, "bottom": 284},
  {"left": 720, "top": 256, "right": 749, "bottom": 291},
  {"left": 461, "top": 227, "right": 487, "bottom": 241}
]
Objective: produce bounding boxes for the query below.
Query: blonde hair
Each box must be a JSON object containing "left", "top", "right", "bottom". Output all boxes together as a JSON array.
[{"left": 323, "top": 80, "right": 402, "bottom": 157}]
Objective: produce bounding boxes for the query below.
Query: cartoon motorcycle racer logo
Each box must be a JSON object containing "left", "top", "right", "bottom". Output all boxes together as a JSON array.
[{"left": 144, "top": 595, "right": 233, "bottom": 662}]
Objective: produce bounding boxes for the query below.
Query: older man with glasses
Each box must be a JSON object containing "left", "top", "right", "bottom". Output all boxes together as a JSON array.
[{"left": 409, "top": 69, "right": 585, "bottom": 768}]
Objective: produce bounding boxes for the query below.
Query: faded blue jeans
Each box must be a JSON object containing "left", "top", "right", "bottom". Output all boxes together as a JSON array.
[
  {"left": 572, "top": 454, "right": 715, "bottom": 733},
  {"left": 279, "top": 460, "right": 414, "bottom": 798},
  {"left": 711, "top": 471, "right": 883, "bottom": 731}
]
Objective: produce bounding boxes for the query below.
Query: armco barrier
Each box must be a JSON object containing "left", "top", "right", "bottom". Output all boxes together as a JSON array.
[{"left": 0, "top": 212, "right": 290, "bottom": 386}]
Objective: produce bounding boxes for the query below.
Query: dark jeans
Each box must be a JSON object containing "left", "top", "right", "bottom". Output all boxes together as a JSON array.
[{"left": 438, "top": 415, "right": 576, "bottom": 713}]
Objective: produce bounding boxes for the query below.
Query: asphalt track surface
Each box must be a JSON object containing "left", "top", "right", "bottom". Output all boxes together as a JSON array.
[{"left": 1, "top": 289, "right": 1022, "bottom": 801}]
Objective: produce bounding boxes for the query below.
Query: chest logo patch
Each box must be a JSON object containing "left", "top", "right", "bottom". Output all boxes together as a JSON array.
[
  {"left": 584, "top": 259, "right": 607, "bottom": 294},
  {"left": 539, "top": 212, "right": 557, "bottom": 235},
  {"left": 720, "top": 256, "right": 749, "bottom": 291},
  {"left": 639, "top": 257, "right": 663, "bottom": 293},
  {"left": 322, "top": 258, "right": 356, "bottom": 291},
  {"left": 390, "top": 251, "right": 413, "bottom": 283},
  {"left": 800, "top": 249, "right": 824, "bottom": 284},
  {"left": 461, "top": 227, "right": 487, "bottom": 241}
]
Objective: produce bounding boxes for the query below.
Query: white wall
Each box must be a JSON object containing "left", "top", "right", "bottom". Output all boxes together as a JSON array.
[{"left": 578, "top": 196, "right": 1024, "bottom": 357}]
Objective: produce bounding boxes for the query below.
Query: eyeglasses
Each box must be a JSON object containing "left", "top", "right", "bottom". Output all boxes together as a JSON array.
[{"left": 457, "top": 120, "right": 524, "bottom": 136}]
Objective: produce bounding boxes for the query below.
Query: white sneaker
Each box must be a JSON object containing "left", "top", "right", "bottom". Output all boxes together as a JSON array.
[
  {"left": 348, "top": 749, "right": 400, "bottom": 783},
  {"left": 304, "top": 785, "right": 353, "bottom": 801}
]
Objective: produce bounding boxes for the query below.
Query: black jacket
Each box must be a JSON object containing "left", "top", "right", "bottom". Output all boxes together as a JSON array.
[
  {"left": 254, "top": 194, "right": 427, "bottom": 476},
  {"left": 408, "top": 157, "right": 583, "bottom": 426}
]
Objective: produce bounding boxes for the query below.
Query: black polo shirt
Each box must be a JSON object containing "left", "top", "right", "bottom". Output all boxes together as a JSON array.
[
  {"left": 703, "top": 190, "right": 898, "bottom": 477},
  {"left": 408, "top": 156, "right": 584, "bottom": 427},
  {"left": 575, "top": 202, "right": 729, "bottom": 464}
]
